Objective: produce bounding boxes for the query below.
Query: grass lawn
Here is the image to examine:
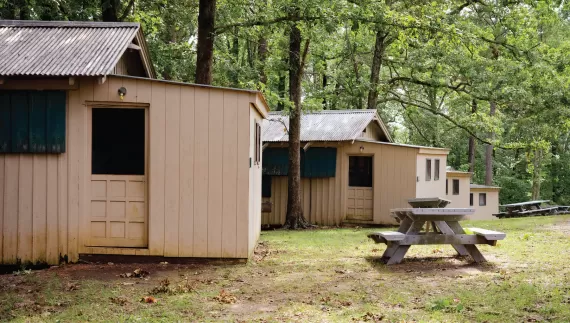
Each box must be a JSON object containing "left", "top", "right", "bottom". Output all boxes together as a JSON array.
[{"left": 1, "top": 215, "right": 570, "bottom": 322}]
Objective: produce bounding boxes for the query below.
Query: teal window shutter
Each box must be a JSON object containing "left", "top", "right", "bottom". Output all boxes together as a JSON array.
[
  {"left": 262, "top": 148, "right": 290, "bottom": 176},
  {"left": 303, "top": 148, "right": 337, "bottom": 178},
  {"left": 0, "top": 90, "right": 66, "bottom": 154}
]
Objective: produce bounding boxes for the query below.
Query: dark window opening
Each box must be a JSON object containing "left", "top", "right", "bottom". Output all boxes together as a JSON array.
[
  {"left": 470, "top": 193, "right": 473, "bottom": 206},
  {"left": 446, "top": 179, "right": 449, "bottom": 195},
  {"left": 426, "top": 159, "right": 432, "bottom": 181},
  {"left": 479, "top": 193, "right": 487, "bottom": 206},
  {"left": 92, "top": 108, "right": 145, "bottom": 175},
  {"left": 262, "top": 175, "right": 272, "bottom": 198},
  {"left": 349, "top": 156, "right": 373, "bottom": 187},
  {"left": 434, "top": 159, "right": 440, "bottom": 181},
  {"left": 452, "top": 179, "right": 459, "bottom": 195}
]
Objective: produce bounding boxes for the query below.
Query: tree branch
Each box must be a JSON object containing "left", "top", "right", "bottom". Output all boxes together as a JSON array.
[
  {"left": 119, "top": 0, "right": 135, "bottom": 21},
  {"left": 215, "top": 15, "right": 321, "bottom": 34}
]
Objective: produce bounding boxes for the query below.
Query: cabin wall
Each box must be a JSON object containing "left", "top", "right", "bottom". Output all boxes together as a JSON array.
[
  {"left": 415, "top": 153, "right": 447, "bottom": 199},
  {"left": 261, "top": 141, "right": 418, "bottom": 225},
  {"left": 0, "top": 76, "right": 262, "bottom": 264},
  {"left": 468, "top": 189, "right": 499, "bottom": 221},
  {"left": 248, "top": 107, "right": 263, "bottom": 255},
  {"left": 359, "top": 123, "right": 384, "bottom": 141},
  {"left": 445, "top": 175, "right": 471, "bottom": 208}
]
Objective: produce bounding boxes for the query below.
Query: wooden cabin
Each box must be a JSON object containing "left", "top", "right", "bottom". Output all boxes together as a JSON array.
[
  {"left": 261, "top": 110, "right": 449, "bottom": 225},
  {"left": 0, "top": 20, "right": 268, "bottom": 265},
  {"left": 445, "top": 170, "right": 500, "bottom": 220}
]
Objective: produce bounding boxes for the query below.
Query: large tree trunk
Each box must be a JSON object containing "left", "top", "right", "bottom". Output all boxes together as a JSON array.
[
  {"left": 195, "top": 0, "right": 216, "bottom": 85},
  {"left": 230, "top": 27, "right": 239, "bottom": 87},
  {"left": 284, "top": 21, "right": 308, "bottom": 229},
  {"left": 531, "top": 148, "right": 543, "bottom": 200},
  {"left": 468, "top": 99, "right": 477, "bottom": 174},
  {"left": 258, "top": 36, "right": 268, "bottom": 85},
  {"left": 367, "top": 29, "right": 388, "bottom": 110},
  {"left": 485, "top": 101, "right": 496, "bottom": 185},
  {"left": 277, "top": 70, "right": 286, "bottom": 111},
  {"left": 101, "top": 0, "right": 119, "bottom": 21}
]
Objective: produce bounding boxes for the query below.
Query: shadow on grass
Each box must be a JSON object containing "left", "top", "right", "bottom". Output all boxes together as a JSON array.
[{"left": 364, "top": 255, "right": 499, "bottom": 274}]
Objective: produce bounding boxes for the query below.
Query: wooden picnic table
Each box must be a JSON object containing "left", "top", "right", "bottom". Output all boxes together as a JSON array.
[
  {"left": 368, "top": 208, "right": 506, "bottom": 265},
  {"left": 494, "top": 200, "right": 559, "bottom": 218},
  {"left": 407, "top": 197, "right": 451, "bottom": 208}
]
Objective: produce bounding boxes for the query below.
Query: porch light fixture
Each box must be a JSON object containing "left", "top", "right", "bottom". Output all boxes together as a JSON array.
[
  {"left": 118, "top": 87, "right": 127, "bottom": 100},
  {"left": 360, "top": 146, "right": 364, "bottom": 152}
]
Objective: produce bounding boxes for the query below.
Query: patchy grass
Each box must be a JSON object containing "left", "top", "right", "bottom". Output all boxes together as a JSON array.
[{"left": 1, "top": 215, "right": 570, "bottom": 322}]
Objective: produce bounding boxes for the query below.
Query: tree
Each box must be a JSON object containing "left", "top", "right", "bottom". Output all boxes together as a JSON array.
[{"left": 195, "top": 0, "right": 216, "bottom": 84}]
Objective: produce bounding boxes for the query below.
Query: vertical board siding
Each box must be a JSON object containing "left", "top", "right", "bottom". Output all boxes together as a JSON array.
[
  {"left": 164, "top": 85, "right": 181, "bottom": 257},
  {"left": 0, "top": 156, "right": 3, "bottom": 262},
  {"left": 32, "top": 155, "right": 47, "bottom": 262},
  {"left": 17, "top": 155, "right": 33, "bottom": 261},
  {"left": 235, "top": 94, "right": 250, "bottom": 257},
  {"left": 221, "top": 91, "right": 238, "bottom": 257},
  {"left": 207, "top": 91, "right": 224, "bottom": 257},
  {"left": 179, "top": 87, "right": 195, "bottom": 257},
  {"left": 3, "top": 155, "right": 18, "bottom": 263},
  {"left": 193, "top": 87, "right": 210, "bottom": 257}
]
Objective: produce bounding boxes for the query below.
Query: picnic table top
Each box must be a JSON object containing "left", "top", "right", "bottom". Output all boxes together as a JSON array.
[
  {"left": 501, "top": 200, "right": 550, "bottom": 207},
  {"left": 391, "top": 208, "right": 475, "bottom": 216}
]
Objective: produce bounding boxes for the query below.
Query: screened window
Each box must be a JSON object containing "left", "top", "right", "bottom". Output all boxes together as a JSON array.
[
  {"left": 446, "top": 179, "right": 449, "bottom": 195},
  {"left": 452, "top": 179, "right": 460, "bottom": 195},
  {"left": 479, "top": 193, "right": 487, "bottom": 206},
  {"left": 254, "top": 121, "right": 261, "bottom": 165},
  {"left": 470, "top": 193, "right": 473, "bottom": 206},
  {"left": 349, "top": 156, "right": 373, "bottom": 187},
  {"left": 92, "top": 108, "right": 145, "bottom": 175},
  {"left": 434, "top": 159, "right": 440, "bottom": 181},
  {"left": 426, "top": 159, "right": 432, "bottom": 181}
]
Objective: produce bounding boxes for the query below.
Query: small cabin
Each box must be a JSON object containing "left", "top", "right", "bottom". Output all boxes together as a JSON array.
[
  {"left": 445, "top": 170, "right": 500, "bottom": 220},
  {"left": 0, "top": 20, "right": 268, "bottom": 265},
  {"left": 261, "top": 109, "right": 450, "bottom": 225}
]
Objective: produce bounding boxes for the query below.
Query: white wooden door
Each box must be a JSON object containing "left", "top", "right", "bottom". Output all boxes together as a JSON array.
[{"left": 346, "top": 187, "right": 373, "bottom": 221}]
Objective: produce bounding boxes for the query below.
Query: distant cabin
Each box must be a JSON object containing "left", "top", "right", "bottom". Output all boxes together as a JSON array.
[
  {"left": 0, "top": 20, "right": 268, "bottom": 265},
  {"left": 261, "top": 109, "right": 450, "bottom": 225},
  {"left": 446, "top": 170, "right": 500, "bottom": 220}
]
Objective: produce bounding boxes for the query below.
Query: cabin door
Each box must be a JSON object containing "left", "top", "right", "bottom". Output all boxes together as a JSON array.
[
  {"left": 87, "top": 107, "right": 148, "bottom": 248},
  {"left": 347, "top": 156, "right": 373, "bottom": 221}
]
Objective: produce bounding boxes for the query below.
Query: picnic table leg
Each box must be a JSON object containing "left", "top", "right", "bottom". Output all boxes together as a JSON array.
[
  {"left": 383, "top": 220, "right": 425, "bottom": 265},
  {"left": 433, "top": 221, "right": 469, "bottom": 256},
  {"left": 445, "top": 221, "right": 487, "bottom": 263},
  {"left": 381, "top": 217, "right": 413, "bottom": 260}
]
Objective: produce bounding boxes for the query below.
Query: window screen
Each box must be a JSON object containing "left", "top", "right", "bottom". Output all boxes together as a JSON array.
[
  {"left": 446, "top": 179, "right": 449, "bottom": 195},
  {"left": 479, "top": 193, "right": 487, "bottom": 206},
  {"left": 92, "top": 108, "right": 145, "bottom": 175},
  {"left": 254, "top": 121, "right": 261, "bottom": 164},
  {"left": 426, "top": 159, "right": 432, "bottom": 181},
  {"left": 452, "top": 179, "right": 459, "bottom": 195},
  {"left": 470, "top": 193, "right": 473, "bottom": 206},
  {"left": 349, "top": 156, "right": 373, "bottom": 187},
  {"left": 434, "top": 159, "right": 440, "bottom": 180}
]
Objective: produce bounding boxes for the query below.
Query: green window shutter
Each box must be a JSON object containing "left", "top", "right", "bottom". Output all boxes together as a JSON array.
[
  {"left": 11, "top": 91, "right": 30, "bottom": 153},
  {"left": 303, "top": 148, "right": 337, "bottom": 178},
  {"left": 0, "top": 92, "right": 10, "bottom": 153},
  {"left": 262, "top": 148, "right": 290, "bottom": 176},
  {"left": 30, "top": 91, "right": 47, "bottom": 153},
  {"left": 0, "top": 90, "right": 66, "bottom": 154},
  {"left": 46, "top": 91, "right": 66, "bottom": 153}
]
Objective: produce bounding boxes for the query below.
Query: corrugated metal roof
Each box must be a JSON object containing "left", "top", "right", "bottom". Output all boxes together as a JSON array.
[
  {"left": 263, "top": 109, "right": 391, "bottom": 142},
  {"left": 0, "top": 20, "right": 141, "bottom": 77}
]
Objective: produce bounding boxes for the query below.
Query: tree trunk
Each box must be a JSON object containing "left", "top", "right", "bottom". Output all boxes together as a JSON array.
[
  {"left": 531, "top": 148, "right": 543, "bottom": 200},
  {"left": 485, "top": 101, "right": 496, "bottom": 185},
  {"left": 322, "top": 60, "right": 328, "bottom": 108},
  {"left": 258, "top": 36, "right": 268, "bottom": 85},
  {"left": 468, "top": 99, "right": 477, "bottom": 174},
  {"left": 195, "top": 0, "right": 216, "bottom": 85},
  {"left": 230, "top": 27, "right": 239, "bottom": 87},
  {"left": 101, "top": 0, "right": 119, "bottom": 21},
  {"left": 277, "top": 70, "right": 286, "bottom": 111},
  {"left": 367, "top": 29, "right": 388, "bottom": 110},
  {"left": 284, "top": 21, "right": 308, "bottom": 229}
]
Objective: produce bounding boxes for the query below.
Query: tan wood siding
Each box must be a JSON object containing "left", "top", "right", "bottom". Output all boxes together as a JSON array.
[
  {"left": 0, "top": 75, "right": 264, "bottom": 264},
  {"left": 261, "top": 141, "right": 418, "bottom": 225}
]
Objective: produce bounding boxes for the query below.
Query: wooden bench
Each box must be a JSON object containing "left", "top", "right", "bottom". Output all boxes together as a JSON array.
[
  {"left": 368, "top": 231, "right": 405, "bottom": 244},
  {"left": 468, "top": 227, "right": 506, "bottom": 246}
]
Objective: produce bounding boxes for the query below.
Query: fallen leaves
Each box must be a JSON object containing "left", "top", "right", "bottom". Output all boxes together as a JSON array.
[
  {"left": 65, "top": 282, "right": 79, "bottom": 291},
  {"left": 110, "top": 296, "right": 129, "bottom": 306},
  {"left": 141, "top": 296, "right": 157, "bottom": 304},
  {"left": 150, "top": 277, "right": 195, "bottom": 294},
  {"left": 354, "top": 312, "right": 385, "bottom": 322},
  {"left": 119, "top": 268, "right": 150, "bottom": 279},
  {"left": 213, "top": 290, "right": 237, "bottom": 304}
]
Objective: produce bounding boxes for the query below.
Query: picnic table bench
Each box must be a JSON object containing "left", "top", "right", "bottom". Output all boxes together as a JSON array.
[
  {"left": 494, "top": 200, "right": 567, "bottom": 218},
  {"left": 368, "top": 208, "right": 506, "bottom": 265}
]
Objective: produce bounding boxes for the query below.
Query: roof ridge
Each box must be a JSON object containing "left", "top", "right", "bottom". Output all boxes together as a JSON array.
[
  {"left": 0, "top": 20, "right": 140, "bottom": 28},
  {"left": 268, "top": 109, "right": 376, "bottom": 115}
]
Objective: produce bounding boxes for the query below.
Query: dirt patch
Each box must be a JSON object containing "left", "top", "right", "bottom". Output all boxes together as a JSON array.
[{"left": 549, "top": 220, "right": 570, "bottom": 235}]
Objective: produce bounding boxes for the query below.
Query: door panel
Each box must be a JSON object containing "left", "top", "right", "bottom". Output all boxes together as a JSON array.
[
  {"left": 88, "top": 175, "right": 147, "bottom": 247},
  {"left": 346, "top": 187, "right": 373, "bottom": 220}
]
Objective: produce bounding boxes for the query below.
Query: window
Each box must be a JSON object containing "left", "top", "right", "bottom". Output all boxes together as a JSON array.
[
  {"left": 434, "top": 159, "right": 440, "bottom": 181},
  {"left": 262, "top": 175, "right": 272, "bottom": 197},
  {"left": 92, "top": 108, "right": 145, "bottom": 175},
  {"left": 479, "top": 193, "right": 487, "bottom": 206},
  {"left": 425, "top": 159, "right": 432, "bottom": 181},
  {"left": 349, "top": 156, "right": 373, "bottom": 187},
  {"left": 0, "top": 90, "right": 66, "bottom": 153},
  {"left": 446, "top": 179, "right": 449, "bottom": 195},
  {"left": 470, "top": 193, "right": 473, "bottom": 206},
  {"left": 452, "top": 179, "right": 459, "bottom": 195},
  {"left": 254, "top": 121, "right": 261, "bottom": 165}
]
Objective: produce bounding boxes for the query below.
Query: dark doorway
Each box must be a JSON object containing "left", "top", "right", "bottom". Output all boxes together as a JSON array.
[
  {"left": 92, "top": 108, "right": 145, "bottom": 175},
  {"left": 349, "top": 156, "right": 373, "bottom": 187}
]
